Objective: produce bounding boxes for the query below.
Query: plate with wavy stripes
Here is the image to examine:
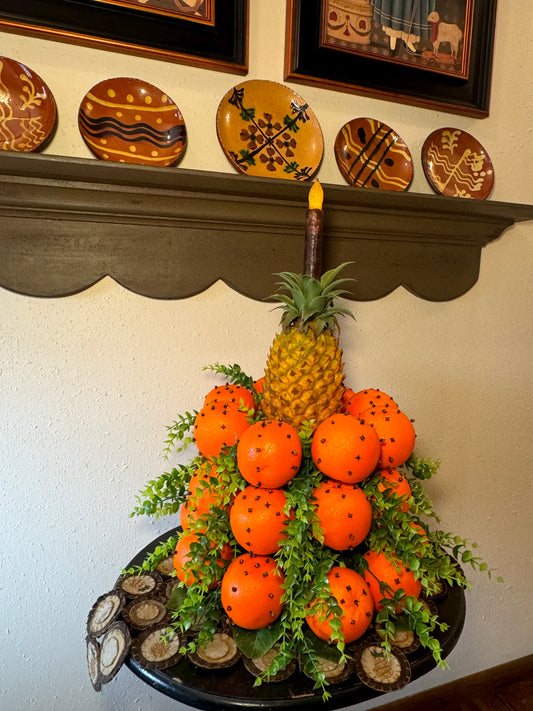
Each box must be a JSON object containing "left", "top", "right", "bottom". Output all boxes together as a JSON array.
[
  {"left": 78, "top": 77, "right": 187, "bottom": 167},
  {"left": 334, "top": 117, "right": 413, "bottom": 192}
]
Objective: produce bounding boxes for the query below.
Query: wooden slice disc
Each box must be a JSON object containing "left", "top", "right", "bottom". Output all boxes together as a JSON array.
[
  {"left": 99, "top": 621, "right": 131, "bottom": 685},
  {"left": 189, "top": 632, "right": 241, "bottom": 670},
  {"left": 353, "top": 642, "right": 411, "bottom": 692},
  {"left": 87, "top": 590, "right": 125, "bottom": 638},
  {"left": 86, "top": 636, "right": 102, "bottom": 691},
  {"left": 124, "top": 597, "right": 169, "bottom": 630},
  {"left": 243, "top": 644, "right": 297, "bottom": 682},
  {"left": 132, "top": 624, "right": 184, "bottom": 670},
  {"left": 115, "top": 571, "right": 163, "bottom": 599}
]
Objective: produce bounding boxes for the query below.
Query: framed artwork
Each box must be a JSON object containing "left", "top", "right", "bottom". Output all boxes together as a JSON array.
[
  {"left": 0, "top": 0, "right": 248, "bottom": 74},
  {"left": 285, "top": 0, "right": 497, "bottom": 117}
]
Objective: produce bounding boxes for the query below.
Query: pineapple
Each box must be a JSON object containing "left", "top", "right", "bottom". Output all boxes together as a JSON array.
[{"left": 261, "top": 263, "right": 354, "bottom": 432}]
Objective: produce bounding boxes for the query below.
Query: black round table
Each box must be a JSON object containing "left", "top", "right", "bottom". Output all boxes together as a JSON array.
[{"left": 125, "top": 530, "right": 466, "bottom": 711}]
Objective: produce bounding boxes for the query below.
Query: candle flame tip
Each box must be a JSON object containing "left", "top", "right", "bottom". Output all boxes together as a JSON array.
[{"left": 308, "top": 180, "right": 323, "bottom": 210}]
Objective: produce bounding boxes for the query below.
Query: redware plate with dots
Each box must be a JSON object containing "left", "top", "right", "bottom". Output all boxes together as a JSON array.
[{"left": 78, "top": 77, "right": 187, "bottom": 166}]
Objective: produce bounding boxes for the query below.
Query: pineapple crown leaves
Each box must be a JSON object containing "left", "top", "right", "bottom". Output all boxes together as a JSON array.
[{"left": 270, "top": 262, "right": 356, "bottom": 334}]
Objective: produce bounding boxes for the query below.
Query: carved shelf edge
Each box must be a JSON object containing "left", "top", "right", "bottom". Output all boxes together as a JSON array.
[{"left": 1, "top": 152, "right": 532, "bottom": 302}]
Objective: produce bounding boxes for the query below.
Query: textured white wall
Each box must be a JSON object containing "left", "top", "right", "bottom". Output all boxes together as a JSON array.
[{"left": 1, "top": 1, "right": 532, "bottom": 710}]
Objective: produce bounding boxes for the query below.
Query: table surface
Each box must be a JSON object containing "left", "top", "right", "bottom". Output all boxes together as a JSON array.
[{"left": 125, "top": 530, "right": 466, "bottom": 711}]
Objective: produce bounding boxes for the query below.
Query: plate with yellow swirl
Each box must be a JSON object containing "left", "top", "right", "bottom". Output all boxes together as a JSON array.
[
  {"left": 0, "top": 56, "right": 57, "bottom": 152},
  {"left": 78, "top": 77, "right": 187, "bottom": 166},
  {"left": 422, "top": 128, "right": 494, "bottom": 199}
]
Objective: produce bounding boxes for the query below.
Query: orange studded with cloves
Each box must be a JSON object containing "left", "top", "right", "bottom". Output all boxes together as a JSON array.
[
  {"left": 220, "top": 553, "right": 285, "bottom": 629},
  {"left": 237, "top": 419, "right": 302, "bottom": 488},
  {"left": 306, "top": 565, "right": 374, "bottom": 643},
  {"left": 311, "top": 412, "right": 381, "bottom": 484},
  {"left": 311, "top": 478, "right": 372, "bottom": 550},
  {"left": 194, "top": 399, "right": 251, "bottom": 458},
  {"left": 229, "top": 485, "right": 293, "bottom": 554}
]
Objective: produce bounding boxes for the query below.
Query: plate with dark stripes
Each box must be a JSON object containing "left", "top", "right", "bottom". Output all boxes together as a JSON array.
[{"left": 334, "top": 117, "right": 413, "bottom": 192}]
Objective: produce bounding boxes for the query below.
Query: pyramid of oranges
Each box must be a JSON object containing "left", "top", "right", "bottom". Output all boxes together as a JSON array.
[
  {"left": 174, "top": 380, "right": 421, "bottom": 636},
  {"left": 130, "top": 261, "right": 494, "bottom": 695}
]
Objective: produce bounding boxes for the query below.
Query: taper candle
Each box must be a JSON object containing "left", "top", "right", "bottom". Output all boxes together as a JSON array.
[{"left": 303, "top": 181, "right": 324, "bottom": 278}]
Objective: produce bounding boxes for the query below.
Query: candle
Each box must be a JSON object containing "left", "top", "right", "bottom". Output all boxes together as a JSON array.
[{"left": 304, "top": 181, "right": 324, "bottom": 278}]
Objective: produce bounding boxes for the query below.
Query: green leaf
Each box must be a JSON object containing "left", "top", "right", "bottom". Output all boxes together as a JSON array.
[
  {"left": 233, "top": 622, "right": 283, "bottom": 658},
  {"left": 166, "top": 584, "right": 186, "bottom": 611},
  {"left": 239, "top": 149, "right": 256, "bottom": 167},
  {"left": 302, "top": 628, "right": 342, "bottom": 663},
  {"left": 240, "top": 106, "right": 255, "bottom": 121}
]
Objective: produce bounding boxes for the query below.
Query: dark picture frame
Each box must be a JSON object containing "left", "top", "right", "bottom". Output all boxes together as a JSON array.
[
  {"left": 285, "top": 0, "right": 497, "bottom": 117},
  {"left": 0, "top": 0, "right": 248, "bottom": 74}
]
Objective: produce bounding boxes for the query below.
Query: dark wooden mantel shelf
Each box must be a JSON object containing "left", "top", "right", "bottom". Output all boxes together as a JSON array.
[{"left": 1, "top": 152, "right": 533, "bottom": 302}]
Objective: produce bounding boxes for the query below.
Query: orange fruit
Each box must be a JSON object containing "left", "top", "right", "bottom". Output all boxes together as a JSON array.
[
  {"left": 180, "top": 463, "right": 227, "bottom": 531},
  {"left": 376, "top": 469, "right": 412, "bottom": 512},
  {"left": 408, "top": 520, "right": 428, "bottom": 541},
  {"left": 406, "top": 521, "right": 430, "bottom": 556},
  {"left": 237, "top": 420, "right": 302, "bottom": 488},
  {"left": 194, "top": 400, "right": 251, "bottom": 458},
  {"left": 362, "top": 549, "right": 421, "bottom": 611},
  {"left": 203, "top": 383, "right": 256, "bottom": 412},
  {"left": 341, "top": 387, "right": 356, "bottom": 411},
  {"left": 229, "top": 485, "right": 293, "bottom": 555},
  {"left": 221, "top": 553, "right": 285, "bottom": 629},
  {"left": 311, "top": 412, "right": 381, "bottom": 484},
  {"left": 362, "top": 407, "right": 416, "bottom": 469},
  {"left": 188, "top": 462, "right": 219, "bottom": 496},
  {"left": 306, "top": 566, "right": 374, "bottom": 644},
  {"left": 312, "top": 479, "right": 372, "bottom": 550},
  {"left": 344, "top": 388, "right": 396, "bottom": 418},
  {"left": 173, "top": 532, "right": 232, "bottom": 587},
  {"left": 253, "top": 377, "right": 265, "bottom": 395},
  {"left": 180, "top": 488, "right": 225, "bottom": 531}
]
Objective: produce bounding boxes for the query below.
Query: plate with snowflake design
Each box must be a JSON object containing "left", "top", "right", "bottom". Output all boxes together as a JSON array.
[
  {"left": 0, "top": 56, "right": 57, "bottom": 152},
  {"left": 216, "top": 80, "right": 323, "bottom": 181}
]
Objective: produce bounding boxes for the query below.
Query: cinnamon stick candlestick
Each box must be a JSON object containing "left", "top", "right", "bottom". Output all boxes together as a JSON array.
[{"left": 303, "top": 181, "right": 324, "bottom": 278}]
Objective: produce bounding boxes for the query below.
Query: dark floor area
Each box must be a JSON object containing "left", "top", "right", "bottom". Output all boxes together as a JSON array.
[{"left": 372, "top": 655, "right": 533, "bottom": 711}]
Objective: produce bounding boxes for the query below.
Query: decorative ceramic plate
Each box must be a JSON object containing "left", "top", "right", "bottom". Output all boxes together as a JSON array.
[
  {"left": 334, "top": 118, "right": 413, "bottom": 191},
  {"left": 216, "top": 80, "right": 323, "bottom": 180},
  {"left": 0, "top": 56, "right": 57, "bottom": 152},
  {"left": 78, "top": 77, "right": 187, "bottom": 166},
  {"left": 421, "top": 128, "right": 494, "bottom": 199}
]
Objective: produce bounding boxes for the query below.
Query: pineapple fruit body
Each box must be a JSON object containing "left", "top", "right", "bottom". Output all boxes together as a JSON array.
[
  {"left": 262, "top": 327, "right": 345, "bottom": 431},
  {"left": 261, "top": 263, "right": 354, "bottom": 433}
]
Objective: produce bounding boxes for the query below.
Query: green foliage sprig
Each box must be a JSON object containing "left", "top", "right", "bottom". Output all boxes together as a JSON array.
[
  {"left": 202, "top": 362, "right": 255, "bottom": 389},
  {"left": 405, "top": 454, "right": 441, "bottom": 480},
  {"left": 163, "top": 411, "right": 198, "bottom": 459},
  {"left": 131, "top": 463, "right": 198, "bottom": 518},
  {"left": 374, "top": 596, "right": 449, "bottom": 666},
  {"left": 123, "top": 533, "right": 179, "bottom": 576}
]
